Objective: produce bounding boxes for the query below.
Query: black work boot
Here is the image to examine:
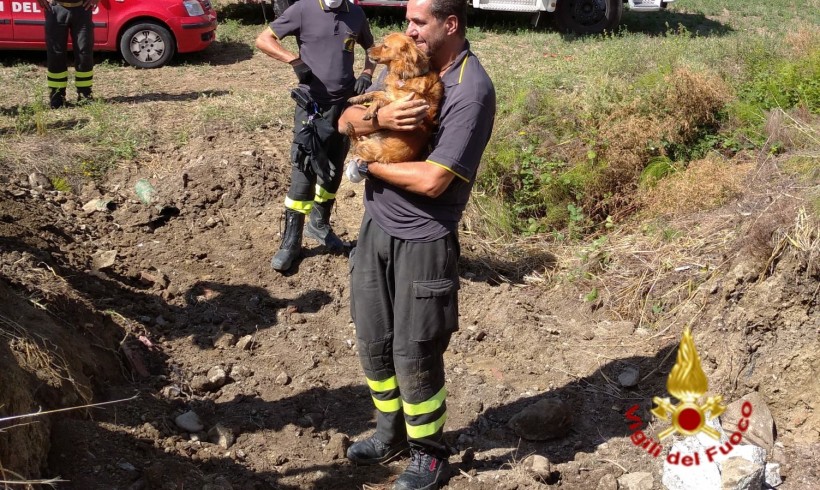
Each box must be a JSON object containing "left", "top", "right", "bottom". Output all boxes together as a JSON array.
[
  {"left": 305, "top": 199, "right": 345, "bottom": 252},
  {"left": 346, "top": 436, "right": 409, "bottom": 465},
  {"left": 271, "top": 209, "right": 305, "bottom": 272},
  {"left": 77, "top": 87, "right": 93, "bottom": 105},
  {"left": 393, "top": 449, "right": 450, "bottom": 490},
  {"left": 49, "top": 88, "right": 66, "bottom": 109}
]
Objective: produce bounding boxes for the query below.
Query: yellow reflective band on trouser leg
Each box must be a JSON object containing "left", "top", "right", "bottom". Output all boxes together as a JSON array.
[
  {"left": 402, "top": 387, "right": 447, "bottom": 416},
  {"left": 405, "top": 412, "right": 447, "bottom": 439},
  {"left": 74, "top": 70, "right": 94, "bottom": 88},
  {"left": 366, "top": 376, "right": 398, "bottom": 392},
  {"left": 284, "top": 197, "right": 313, "bottom": 214},
  {"left": 372, "top": 396, "right": 402, "bottom": 413},
  {"left": 313, "top": 184, "right": 336, "bottom": 204},
  {"left": 366, "top": 375, "right": 402, "bottom": 413},
  {"left": 47, "top": 71, "right": 69, "bottom": 88}
]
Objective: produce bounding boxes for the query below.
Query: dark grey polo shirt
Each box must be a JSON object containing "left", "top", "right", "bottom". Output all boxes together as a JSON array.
[
  {"left": 270, "top": 0, "right": 374, "bottom": 104},
  {"left": 364, "top": 41, "right": 496, "bottom": 241}
]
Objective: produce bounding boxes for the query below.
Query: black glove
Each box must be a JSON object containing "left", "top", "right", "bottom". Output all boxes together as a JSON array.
[
  {"left": 290, "top": 59, "right": 313, "bottom": 85},
  {"left": 354, "top": 73, "right": 372, "bottom": 95}
]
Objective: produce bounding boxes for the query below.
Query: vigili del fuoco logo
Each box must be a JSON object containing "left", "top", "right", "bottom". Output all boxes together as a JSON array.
[{"left": 625, "top": 327, "right": 755, "bottom": 466}]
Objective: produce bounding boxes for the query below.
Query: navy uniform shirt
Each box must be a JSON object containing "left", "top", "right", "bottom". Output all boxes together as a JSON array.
[
  {"left": 364, "top": 41, "right": 497, "bottom": 241},
  {"left": 270, "top": 0, "right": 374, "bottom": 104}
]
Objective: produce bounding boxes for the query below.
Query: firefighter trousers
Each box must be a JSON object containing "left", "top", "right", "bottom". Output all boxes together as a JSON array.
[
  {"left": 349, "top": 213, "right": 460, "bottom": 458},
  {"left": 45, "top": 3, "right": 94, "bottom": 93},
  {"left": 285, "top": 102, "right": 349, "bottom": 214}
]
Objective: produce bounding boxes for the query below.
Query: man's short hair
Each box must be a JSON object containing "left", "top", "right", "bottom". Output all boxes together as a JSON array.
[{"left": 430, "top": 0, "right": 467, "bottom": 36}]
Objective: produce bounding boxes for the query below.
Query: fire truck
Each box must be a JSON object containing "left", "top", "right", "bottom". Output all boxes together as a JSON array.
[
  {"left": 273, "top": 0, "right": 674, "bottom": 35},
  {"left": 0, "top": 0, "right": 217, "bottom": 68}
]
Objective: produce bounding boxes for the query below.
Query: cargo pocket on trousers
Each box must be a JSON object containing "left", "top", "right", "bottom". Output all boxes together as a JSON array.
[{"left": 409, "top": 278, "right": 458, "bottom": 342}]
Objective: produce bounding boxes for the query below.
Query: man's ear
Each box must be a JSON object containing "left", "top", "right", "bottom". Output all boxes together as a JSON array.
[{"left": 445, "top": 14, "right": 458, "bottom": 36}]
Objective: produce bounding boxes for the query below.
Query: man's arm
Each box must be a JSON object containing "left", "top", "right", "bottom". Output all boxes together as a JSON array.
[
  {"left": 367, "top": 161, "right": 456, "bottom": 198},
  {"left": 255, "top": 28, "right": 298, "bottom": 64},
  {"left": 338, "top": 95, "right": 430, "bottom": 137}
]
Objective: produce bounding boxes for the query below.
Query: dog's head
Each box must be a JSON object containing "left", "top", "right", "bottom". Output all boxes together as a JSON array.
[{"left": 367, "top": 33, "right": 430, "bottom": 79}]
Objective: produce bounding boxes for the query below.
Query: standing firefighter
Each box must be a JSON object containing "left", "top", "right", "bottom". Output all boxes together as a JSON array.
[
  {"left": 338, "top": 0, "right": 496, "bottom": 486},
  {"left": 37, "top": 0, "right": 97, "bottom": 109},
  {"left": 256, "top": 0, "right": 375, "bottom": 272}
]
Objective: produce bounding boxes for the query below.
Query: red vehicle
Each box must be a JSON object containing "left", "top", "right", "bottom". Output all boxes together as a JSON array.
[{"left": 0, "top": 0, "right": 217, "bottom": 68}]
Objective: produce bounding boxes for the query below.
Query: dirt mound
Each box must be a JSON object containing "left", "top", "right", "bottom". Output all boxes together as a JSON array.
[{"left": 1, "top": 134, "right": 818, "bottom": 489}]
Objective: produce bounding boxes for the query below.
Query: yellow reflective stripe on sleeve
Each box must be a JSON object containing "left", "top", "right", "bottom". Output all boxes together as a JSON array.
[
  {"left": 372, "top": 396, "right": 402, "bottom": 413},
  {"left": 426, "top": 160, "right": 469, "bottom": 183},
  {"left": 402, "top": 387, "right": 446, "bottom": 416},
  {"left": 74, "top": 70, "right": 93, "bottom": 78},
  {"left": 458, "top": 55, "right": 469, "bottom": 84},
  {"left": 406, "top": 413, "right": 447, "bottom": 439},
  {"left": 314, "top": 184, "right": 336, "bottom": 203},
  {"left": 268, "top": 26, "right": 280, "bottom": 40},
  {"left": 47, "top": 70, "right": 69, "bottom": 79},
  {"left": 284, "top": 197, "right": 313, "bottom": 214},
  {"left": 75, "top": 80, "right": 93, "bottom": 88},
  {"left": 366, "top": 375, "right": 398, "bottom": 392}
]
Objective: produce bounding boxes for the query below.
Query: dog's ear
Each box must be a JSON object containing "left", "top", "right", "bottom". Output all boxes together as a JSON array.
[{"left": 397, "top": 40, "right": 428, "bottom": 79}]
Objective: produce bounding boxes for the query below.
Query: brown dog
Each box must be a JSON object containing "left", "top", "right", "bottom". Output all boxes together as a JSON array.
[{"left": 346, "top": 33, "right": 443, "bottom": 163}]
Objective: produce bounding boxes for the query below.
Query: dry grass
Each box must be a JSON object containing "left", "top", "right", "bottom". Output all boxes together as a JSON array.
[{"left": 639, "top": 155, "right": 754, "bottom": 217}]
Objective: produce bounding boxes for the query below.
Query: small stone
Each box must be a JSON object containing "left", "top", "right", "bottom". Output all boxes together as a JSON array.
[
  {"left": 323, "top": 433, "right": 349, "bottom": 460},
  {"left": 207, "top": 366, "right": 228, "bottom": 388},
  {"left": 596, "top": 473, "right": 618, "bottom": 490},
  {"left": 617, "top": 472, "right": 654, "bottom": 490},
  {"left": 720, "top": 457, "right": 764, "bottom": 490},
  {"left": 456, "top": 433, "right": 474, "bottom": 449},
  {"left": 617, "top": 366, "right": 640, "bottom": 388},
  {"left": 236, "top": 335, "right": 255, "bottom": 351},
  {"left": 29, "top": 172, "right": 53, "bottom": 190},
  {"left": 474, "top": 331, "right": 487, "bottom": 342},
  {"left": 208, "top": 424, "right": 236, "bottom": 449},
  {"left": 92, "top": 250, "right": 117, "bottom": 270},
  {"left": 522, "top": 454, "right": 550, "bottom": 481},
  {"left": 214, "top": 333, "right": 237, "bottom": 350},
  {"left": 139, "top": 270, "right": 169, "bottom": 289},
  {"left": 764, "top": 462, "right": 782, "bottom": 487},
  {"left": 720, "top": 392, "right": 775, "bottom": 452},
  {"left": 275, "top": 372, "right": 291, "bottom": 386},
  {"left": 174, "top": 411, "right": 204, "bottom": 433},
  {"left": 117, "top": 461, "right": 137, "bottom": 472},
  {"left": 507, "top": 398, "right": 573, "bottom": 441}
]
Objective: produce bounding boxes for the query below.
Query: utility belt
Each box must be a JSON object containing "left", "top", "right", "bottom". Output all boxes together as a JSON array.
[{"left": 53, "top": 1, "right": 85, "bottom": 7}]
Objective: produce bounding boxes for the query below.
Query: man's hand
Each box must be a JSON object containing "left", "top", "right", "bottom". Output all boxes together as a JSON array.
[
  {"left": 345, "top": 159, "right": 368, "bottom": 183},
  {"left": 290, "top": 59, "right": 314, "bottom": 85},
  {"left": 83, "top": 0, "right": 98, "bottom": 10},
  {"left": 377, "top": 94, "right": 430, "bottom": 131},
  {"left": 354, "top": 74, "right": 372, "bottom": 95},
  {"left": 36, "top": 0, "right": 51, "bottom": 12}
]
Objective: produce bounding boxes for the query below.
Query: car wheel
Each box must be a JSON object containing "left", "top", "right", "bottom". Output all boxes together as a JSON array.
[
  {"left": 554, "top": 0, "right": 623, "bottom": 35},
  {"left": 119, "top": 22, "right": 176, "bottom": 69}
]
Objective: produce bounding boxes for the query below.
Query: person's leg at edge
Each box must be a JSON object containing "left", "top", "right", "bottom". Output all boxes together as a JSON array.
[
  {"left": 392, "top": 233, "right": 459, "bottom": 489},
  {"left": 271, "top": 106, "right": 315, "bottom": 272},
  {"left": 45, "top": 5, "right": 69, "bottom": 109},
  {"left": 347, "top": 214, "right": 410, "bottom": 464},
  {"left": 71, "top": 6, "right": 94, "bottom": 103},
  {"left": 305, "top": 103, "right": 349, "bottom": 252}
]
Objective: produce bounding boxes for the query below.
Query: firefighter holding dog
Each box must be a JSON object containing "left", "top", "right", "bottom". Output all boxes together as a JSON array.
[
  {"left": 256, "top": 0, "right": 376, "bottom": 272},
  {"left": 36, "top": 0, "right": 98, "bottom": 108},
  {"left": 338, "top": 0, "right": 496, "bottom": 486}
]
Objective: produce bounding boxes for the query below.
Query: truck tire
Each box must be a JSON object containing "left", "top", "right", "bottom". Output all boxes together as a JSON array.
[
  {"left": 554, "top": 0, "right": 623, "bottom": 35},
  {"left": 120, "top": 22, "right": 176, "bottom": 69},
  {"left": 273, "top": 0, "right": 294, "bottom": 18}
]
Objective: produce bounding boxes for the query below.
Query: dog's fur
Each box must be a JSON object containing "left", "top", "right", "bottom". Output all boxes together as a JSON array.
[{"left": 346, "top": 33, "right": 444, "bottom": 163}]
